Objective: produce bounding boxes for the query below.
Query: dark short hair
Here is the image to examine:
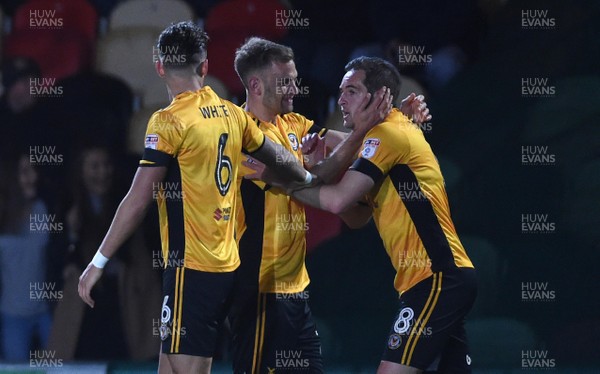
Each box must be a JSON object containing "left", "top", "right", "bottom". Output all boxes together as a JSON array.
[
  {"left": 234, "top": 37, "right": 294, "bottom": 88},
  {"left": 157, "top": 21, "right": 209, "bottom": 69},
  {"left": 344, "top": 57, "right": 401, "bottom": 104}
]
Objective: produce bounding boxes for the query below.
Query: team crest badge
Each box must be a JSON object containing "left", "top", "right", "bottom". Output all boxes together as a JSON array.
[
  {"left": 288, "top": 133, "right": 299, "bottom": 151},
  {"left": 388, "top": 333, "right": 402, "bottom": 350},
  {"left": 361, "top": 138, "right": 380, "bottom": 159},
  {"left": 145, "top": 134, "right": 159, "bottom": 150},
  {"left": 160, "top": 323, "right": 169, "bottom": 341}
]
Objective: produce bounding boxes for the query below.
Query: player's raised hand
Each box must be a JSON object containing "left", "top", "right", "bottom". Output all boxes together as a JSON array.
[
  {"left": 400, "top": 93, "right": 432, "bottom": 124},
  {"left": 300, "top": 133, "right": 325, "bottom": 169},
  {"left": 352, "top": 86, "right": 392, "bottom": 136},
  {"left": 78, "top": 262, "right": 103, "bottom": 308}
]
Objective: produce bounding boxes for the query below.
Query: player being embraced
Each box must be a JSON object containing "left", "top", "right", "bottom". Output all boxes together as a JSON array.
[
  {"left": 231, "top": 38, "right": 432, "bottom": 374},
  {"left": 77, "top": 22, "right": 323, "bottom": 374},
  {"left": 247, "top": 57, "right": 476, "bottom": 374}
]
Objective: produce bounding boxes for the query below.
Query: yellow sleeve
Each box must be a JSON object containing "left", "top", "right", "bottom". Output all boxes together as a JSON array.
[
  {"left": 139, "top": 110, "right": 184, "bottom": 167},
  {"left": 350, "top": 124, "right": 410, "bottom": 182},
  {"left": 233, "top": 105, "right": 265, "bottom": 154}
]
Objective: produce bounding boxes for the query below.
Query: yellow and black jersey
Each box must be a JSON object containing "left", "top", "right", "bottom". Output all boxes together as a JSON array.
[
  {"left": 236, "top": 112, "right": 327, "bottom": 294},
  {"left": 350, "top": 108, "right": 473, "bottom": 294},
  {"left": 140, "top": 86, "right": 265, "bottom": 272}
]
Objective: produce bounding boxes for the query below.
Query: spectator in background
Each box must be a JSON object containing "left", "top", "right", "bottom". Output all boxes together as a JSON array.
[
  {"left": 0, "top": 154, "right": 53, "bottom": 361},
  {"left": 0, "top": 58, "right": 45, "bottom": 158},
  {"left": 48, "top": 146, "right": 161, "bottom": 361},
  {"left": 350, "top": 0, "right": 484, "bottom": 92},
  {"left": 282, "top": 0, "right": 373, "bottom": 123}
]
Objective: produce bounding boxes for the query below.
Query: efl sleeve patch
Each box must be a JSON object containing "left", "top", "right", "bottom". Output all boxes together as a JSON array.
[
  {"left": 361, "top": 138, "right": 381, "bottom": 159},
  {"left": 145, "top": 134, "right": 159, "bottom": 150}
]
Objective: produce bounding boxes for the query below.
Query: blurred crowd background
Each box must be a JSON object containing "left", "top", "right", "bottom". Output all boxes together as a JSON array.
[{"left": 0, "top": 0, "right": 599, "bottom": 371}]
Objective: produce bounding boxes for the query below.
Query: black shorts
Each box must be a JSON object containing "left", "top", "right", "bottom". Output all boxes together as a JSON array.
[
  {"left": 160, "top": 267, "right": 235, "bottom": 357},
  {"left": 230, "top": 289, "right": 323, "bottom": 374},
  {"left": 382, "top": 267, "right": 477, "bottom": 372}
]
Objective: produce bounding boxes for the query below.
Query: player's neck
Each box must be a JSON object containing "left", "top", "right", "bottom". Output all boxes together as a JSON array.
[
  {"left": 245, "top": 96, "right": 277, "bottom": 124},
  {"left": 166, "top": 75, "right": 204, "bottom": 99}
]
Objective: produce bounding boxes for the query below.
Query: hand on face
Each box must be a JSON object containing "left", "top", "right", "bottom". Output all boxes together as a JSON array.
[{"left": 338, "top": 69, "right": 392, "bottom": 133}]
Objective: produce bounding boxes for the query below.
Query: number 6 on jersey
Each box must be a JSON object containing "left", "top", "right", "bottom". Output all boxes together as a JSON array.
[{"left": 215, "top": 133, "right": 232, "bottom": 196}]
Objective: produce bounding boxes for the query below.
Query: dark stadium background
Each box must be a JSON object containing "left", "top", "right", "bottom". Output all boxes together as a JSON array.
[{"left": 0, "top": 0, "right": 598, "bottom": 372}]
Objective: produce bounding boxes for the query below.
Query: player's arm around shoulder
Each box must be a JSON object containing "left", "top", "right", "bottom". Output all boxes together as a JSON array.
[
  {"left": 78, "top": 166, "right": 166, "bottom": 308},
  {"left": 288, "top": 167, "right": 374, "bottom": 222},
  {"left": 251, "top": 136, "right": 308, "bottom": 183}
]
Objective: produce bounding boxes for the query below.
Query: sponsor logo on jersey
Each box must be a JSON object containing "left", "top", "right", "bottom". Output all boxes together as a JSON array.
[
  {"left": 361, "top": 138, "right": 380, "bottom": 159},
  {"left": 214, "top": 207, "right": 231, "bottom": 221}
]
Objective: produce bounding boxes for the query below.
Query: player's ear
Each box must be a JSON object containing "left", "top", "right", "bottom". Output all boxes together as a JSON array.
[
  {"left": 155, "top": 60, "right": 165, "bottom": 77},
  {"left": 197, "top": 59, "right": 208, "bottom": 78},
  {"left": 248, "top": 76, "right": 261, "bottom": 96}
]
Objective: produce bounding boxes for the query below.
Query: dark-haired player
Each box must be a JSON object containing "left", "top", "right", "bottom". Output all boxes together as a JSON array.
[
  {"left": 231, "top": 38, "right": 432, "bottom": 374},
  {"left": 249, "top": 57, "right": 476, "bottom": 374},
  {"left": 78, "top": 22, "right": 319, "bottom": 374}
]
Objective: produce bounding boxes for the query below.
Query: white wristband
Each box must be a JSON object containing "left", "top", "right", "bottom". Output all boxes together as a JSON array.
[
  {"left": 91, "top": 251, "right": 109, "bottom": 269},
  {"left": 303, "top": 170, "right": 313, "bottom": 185}
]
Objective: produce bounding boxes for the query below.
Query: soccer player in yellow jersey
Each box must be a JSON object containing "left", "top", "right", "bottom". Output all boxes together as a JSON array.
[
  {"left": 230, "top": 38, "right": 432, "bottom": 374},
  {"left": 251, "top": 57, "right": 477, "bottom": 374},
  {"left": 77, "top": 22, "right": 318, "bottom": 374}
]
